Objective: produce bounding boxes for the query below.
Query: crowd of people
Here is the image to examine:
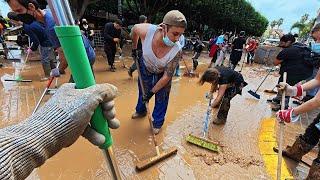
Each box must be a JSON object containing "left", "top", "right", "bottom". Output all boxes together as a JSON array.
[{"left": 1, "top": 0, "right": 320, "bottom": 179}]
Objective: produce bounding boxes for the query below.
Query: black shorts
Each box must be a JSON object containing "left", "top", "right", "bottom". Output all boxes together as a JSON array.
[{"left": 230, "top": 50, "right": 242, "bottom": 65}]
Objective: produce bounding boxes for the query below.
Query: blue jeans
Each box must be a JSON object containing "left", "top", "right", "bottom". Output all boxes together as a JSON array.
[
  {"left": 40, "top": 46, "right": 55, "bottom": 67},
  {"left": 306, "top": 68, "right": 319, "bottom": 97},
  {"left": 135, "top": 56, "right": 172, "bottom": 128}
]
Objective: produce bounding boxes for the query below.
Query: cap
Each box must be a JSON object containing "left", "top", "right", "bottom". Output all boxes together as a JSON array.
[{"left": 162, "top": 10, "right": 187, "bottom": 28}]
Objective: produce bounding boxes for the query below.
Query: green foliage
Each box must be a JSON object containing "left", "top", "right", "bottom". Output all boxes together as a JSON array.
[
  {"left": 291, "top": 13, "right": 315, "bottom": 38},
  {"left": 85, "top": 0, "right": 268, "bottom": 37}
]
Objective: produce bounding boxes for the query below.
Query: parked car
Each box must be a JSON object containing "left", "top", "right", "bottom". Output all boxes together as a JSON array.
[{"left": 262, "top": 38, "right": 280, "bottom": 46}]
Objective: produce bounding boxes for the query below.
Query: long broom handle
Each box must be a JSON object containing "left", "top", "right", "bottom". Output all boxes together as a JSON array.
[
  {"left": 134, "top": 56, "right": 160, "bottom": 155},
  {"left": 254, "top": 69, "right": 272, "bottom": 93},
  {"left": 32, "top": 62, "right": 60, "bottom": 115},
  {"left": 203, "top": 84, "right": 215, "bottom": 137},
  {"left": 276, "top": 72, "right": 287, "bottom": 180}
]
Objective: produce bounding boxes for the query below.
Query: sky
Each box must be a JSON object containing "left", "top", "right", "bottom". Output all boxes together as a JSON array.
[
  {"left": 0, "top": 1, "right": 10, "bottom": 18},
  {"left": 249, "top": 0, "right": 320, "bottom": 33}
]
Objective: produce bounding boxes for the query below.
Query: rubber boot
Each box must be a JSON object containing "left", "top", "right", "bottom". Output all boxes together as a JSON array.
[
  {"left": 192, "top": 59, "right": 198, "bottom": 70},
  {"left": 50, "top": 61, "right": 56, "bottom": 69},
  {"left": 41, "top": 63, "right": 51, "bottom": 81},
  {"left": 212, "top": 117, "right": 226, "bottom": 125},
  {"left": 283, "top": 135, "right": 314, "bottom": 162},
  {"left": 306, "top": 159, "right": 320, "bottom": 180}
]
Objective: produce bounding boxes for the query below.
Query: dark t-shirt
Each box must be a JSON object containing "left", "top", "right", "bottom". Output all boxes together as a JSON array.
[
  {"left": 276, "top": 44, "right": 313, "bottom": 85},
  {"left": 232, "top": 37, "right": 246, "bottom": 50},
  {"left": 216, "top": 66, "right": 244, "bottom": 85},
  {"left": 103, "top": 22, "right": 121, "bottom": 46}
]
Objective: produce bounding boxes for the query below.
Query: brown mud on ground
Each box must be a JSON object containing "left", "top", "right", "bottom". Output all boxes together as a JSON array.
[{"left": 0, "top": 51, "right": 298, "bottom": 179}]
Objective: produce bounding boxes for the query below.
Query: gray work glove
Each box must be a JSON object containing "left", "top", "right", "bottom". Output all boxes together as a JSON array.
[
  {"left": 277, "top": 82, "right": 304, "bottom": 98},
  {"left": 45, "top": 83, "right": 120, "bottom": 146},
  {"left": 0, "top": 83, "right": 119, "bottom": 180}
]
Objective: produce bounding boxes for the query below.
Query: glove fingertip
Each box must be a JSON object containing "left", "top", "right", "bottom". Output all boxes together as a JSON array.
[{"left": 82, "top": 126, "right": 105, "bottom": 146}]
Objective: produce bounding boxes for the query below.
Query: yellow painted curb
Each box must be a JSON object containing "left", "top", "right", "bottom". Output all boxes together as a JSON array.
[{"left": 258, "top": 117, "right": 293, "bottom": 179}]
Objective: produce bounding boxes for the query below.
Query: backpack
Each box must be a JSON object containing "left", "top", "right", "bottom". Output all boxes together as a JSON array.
[{"left": 293, "top": 43, "right": 320, "bottom": 68}]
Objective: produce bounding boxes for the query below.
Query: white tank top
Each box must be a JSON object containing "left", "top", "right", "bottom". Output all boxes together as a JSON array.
[{"left": 142, "top": 25, "right": 184, "bottom": 73}]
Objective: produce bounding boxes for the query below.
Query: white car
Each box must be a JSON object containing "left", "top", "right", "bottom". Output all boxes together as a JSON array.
[{"left": 262, "top": 38, "right": 280, "bottom": 46}]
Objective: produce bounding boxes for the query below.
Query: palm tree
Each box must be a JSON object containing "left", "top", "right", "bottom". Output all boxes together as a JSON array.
[
  {"left": 301, "top": 13, "right": 309, "bottom": 23},
  {"left": 270, "top": 20, "right": 277, "bottom": 29},
  {"left": 277, "top": 18, "right": 284, "bottom": 29}
]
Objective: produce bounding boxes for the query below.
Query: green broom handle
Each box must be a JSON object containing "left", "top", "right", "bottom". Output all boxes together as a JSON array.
[{"left": 55, "top": 26, "right": 112, "bottom": 149}]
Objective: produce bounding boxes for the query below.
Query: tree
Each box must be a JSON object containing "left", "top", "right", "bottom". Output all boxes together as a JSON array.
[
  {"left": 123, "top": 0, "right": 176, "bottom": 21},
  {"left": 68, "top": 0, "right": 102, "bottom": 19},
  {"left": 291, "top": 13, "right": 315, "bottom": 39},
  {"left": 277, "top": 18, "right": 284, "bottom": 29},
  {"left": 270, "top": 20, "right": 277, "bottom": 29}
]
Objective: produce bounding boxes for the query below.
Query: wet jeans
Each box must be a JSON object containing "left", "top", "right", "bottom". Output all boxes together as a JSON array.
[
  {"left": 216, "top": 86, "right": 238, "bottom": 122},
  {"left": 135, "top": 56, "right": 172, "bottom": 128},
  {"left": 40, "top": 46, "right": 56, "bottom": 76},
  {"left": 40, "top": 46, "right": 56, "bottom": 65}
]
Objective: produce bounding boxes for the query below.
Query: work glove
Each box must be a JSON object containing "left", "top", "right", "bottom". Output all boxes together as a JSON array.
[
  {"left": 26, "top": 47, "right": 32, "bottom": 54},
  {"left": 0, "top": 83, "right": 119, "bottom": 180},
  {"left": 276, "top": 108, "right": 300, "bottom": 123},
  {"left": 50, "top": 68, "right": 61, "bottom": 77},
  {"left": 142, "top": 91, "right": 154, "bottom": 103},
  {"left": 277, "top": 82, "right": 304, "bottom": 98}
]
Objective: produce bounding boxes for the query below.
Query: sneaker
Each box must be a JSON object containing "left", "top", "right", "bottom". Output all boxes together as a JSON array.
[
  {"left": 131, "top": 112, "right": 147, "bottom": 119},
  {"left": 153, "top": 128, "right": 160, "bottom": 135}
]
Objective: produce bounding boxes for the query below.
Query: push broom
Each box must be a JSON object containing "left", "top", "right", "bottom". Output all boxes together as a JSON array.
[
  {"left": 186, "top": 85, "right": 221, "bottom": 152},
  {"left": 4, "top": 43, "right": 33, "bottom": 82},
  {"left": 134, "top": 56, "right": 178, "bottom": 171},
  {"left": 48, "top": 1, "right": 122, "bottom": 179},
  {"left": 248, "top": 68, "right": 273, "bottom": 99}
]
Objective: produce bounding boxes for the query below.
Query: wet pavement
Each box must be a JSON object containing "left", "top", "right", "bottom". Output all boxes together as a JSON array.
[{"left": 0, "top": 50, "right": 317, "bottom": 179}]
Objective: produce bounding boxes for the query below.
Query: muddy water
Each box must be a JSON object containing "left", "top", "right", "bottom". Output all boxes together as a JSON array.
[{"left": 1, "top": 51, "right": 282, "bottom": 179}]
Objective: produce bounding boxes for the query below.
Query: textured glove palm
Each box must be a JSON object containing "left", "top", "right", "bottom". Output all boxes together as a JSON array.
[{"left": 0, "top": 83, "right": 119, "bottom": 180}]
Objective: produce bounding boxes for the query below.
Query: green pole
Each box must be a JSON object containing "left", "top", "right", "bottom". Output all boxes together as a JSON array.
[{"left": 54, "top": 26, "right": 112, "bottom": 149}]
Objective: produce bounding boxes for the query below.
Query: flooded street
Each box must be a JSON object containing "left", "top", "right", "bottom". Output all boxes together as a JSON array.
[{"left": 0, "top": 51, "right": 310, "bottom": 179}]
